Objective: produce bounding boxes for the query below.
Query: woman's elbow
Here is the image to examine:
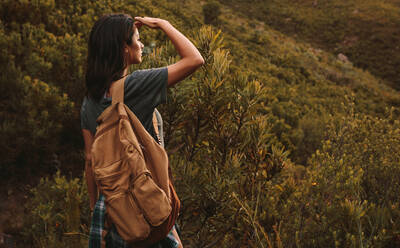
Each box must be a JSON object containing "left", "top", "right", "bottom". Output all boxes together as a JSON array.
[
  {"left": 191, "top": 56, "right": 205, "bottom": 69},
  {"left": 196, "top": 56, "right": 205, "bottom": 66}
]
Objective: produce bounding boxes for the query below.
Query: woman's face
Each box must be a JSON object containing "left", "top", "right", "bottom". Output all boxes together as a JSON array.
[{"left": 126, "top": 27, "right": 144, "bottom": 65}]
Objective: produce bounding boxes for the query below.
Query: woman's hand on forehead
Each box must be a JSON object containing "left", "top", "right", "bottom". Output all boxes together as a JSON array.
[
  {"left": 134, "top": 21, "right": 143, "bottom": 29},
  {"left": 134, "top": 17, "right": 166, "bottom": 29}
]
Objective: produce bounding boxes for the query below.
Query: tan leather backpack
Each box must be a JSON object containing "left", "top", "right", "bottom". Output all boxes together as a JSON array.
[{"left": 91, "top": 78, "right": 180, "bottom": 246}]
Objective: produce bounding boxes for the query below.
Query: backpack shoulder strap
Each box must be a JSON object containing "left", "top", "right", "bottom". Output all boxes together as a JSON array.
[
  {"left": 152, "top": 112, "right": 159, "bottom": 137},
  {"left": 110, "top": 78, "right": 125, "bottom": 104}
]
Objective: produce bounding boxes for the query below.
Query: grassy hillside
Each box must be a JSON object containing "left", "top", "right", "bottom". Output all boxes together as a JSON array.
[
  {"left": 219, "top": 0, "right": 400, "bottom": 90},
  {"left": 174, "top": 0, "right": 400, "bottom": 164},
  {"left": 0, "top": 0, "right": 399, "bottom": 247}
]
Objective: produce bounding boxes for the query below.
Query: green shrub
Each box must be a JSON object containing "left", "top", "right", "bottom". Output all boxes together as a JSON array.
[
  {"left": 0, "top": 73, "right": 76, "bottom": 174},
  {"left": 22, "top": 171, "right": 90, "bottom": 248},
  {"left": 203, "top": 1, "right": 221, "bottom": 25},
  {"left": 262, "top": 110, "right": 400, "bottom": 247}
]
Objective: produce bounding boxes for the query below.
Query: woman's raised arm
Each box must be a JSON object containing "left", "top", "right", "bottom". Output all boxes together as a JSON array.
[{"left": 134, "top": 17, "right": 204, "bottom": 86}]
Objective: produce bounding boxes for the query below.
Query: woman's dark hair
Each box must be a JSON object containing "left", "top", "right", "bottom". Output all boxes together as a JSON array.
[{"left": 85, "top": 13, "right": 134, "bottom": 101}]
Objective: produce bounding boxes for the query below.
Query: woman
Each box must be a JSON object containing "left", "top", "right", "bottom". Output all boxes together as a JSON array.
[{"left": 81, "top": 14, "right": 204, "bottom": 248}]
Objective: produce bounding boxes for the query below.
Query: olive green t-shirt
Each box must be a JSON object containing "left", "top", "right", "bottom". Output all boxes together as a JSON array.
[{"left": 80, "top": 67, "right": 168, "bottom": 141}]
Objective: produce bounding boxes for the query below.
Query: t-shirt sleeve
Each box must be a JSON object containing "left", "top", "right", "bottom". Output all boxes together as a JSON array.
[
  {"left": 124, "top": 67, "right": 168, "bottom": 108},
  {"left": 80, "top": 97, "right": 90, "bottom": 130}
]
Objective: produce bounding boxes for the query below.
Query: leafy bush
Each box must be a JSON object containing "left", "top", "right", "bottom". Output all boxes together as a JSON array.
[
  {"left": 0, "top": 73, "right": 76, "bottom": 174},
  {"left": 22, "top": 171, "right": 90, "bottom": 248},
  {"left": 203, "top": 1, "right": 221, "bottom": 25},
  {"left": 258, "top": 110, "right": 400, "bottom": 247}
]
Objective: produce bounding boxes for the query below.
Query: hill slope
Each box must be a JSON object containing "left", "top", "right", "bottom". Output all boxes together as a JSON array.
[
  {"left": 219, "top": 0, "right": 400, "bottom": 90},
  {"left": 168, "top": 0, "right": 400, "bottom": 163}
]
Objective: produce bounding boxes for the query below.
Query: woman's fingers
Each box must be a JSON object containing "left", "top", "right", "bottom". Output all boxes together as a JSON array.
[
  {"left": 134, "top": 17, "right": 143, "bottom": 22},
  {"left": 134, "top": 17, "right": 160, "bottom": 29},
  {"left": 134, "top": 21, "right": 143, "bottom": 29},
  {"left": 134, "top": 17, "right": 149, "bottom": 26}
]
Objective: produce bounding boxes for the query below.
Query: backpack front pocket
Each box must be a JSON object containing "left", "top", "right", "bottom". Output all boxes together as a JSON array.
[
  {"left": 132, "top": 171, "right": 172, "bottom": 227},
  {"left": 106, "top": 192, "right": 151, "bottom": 242},
  {"left": 96, "top": 169, "right": 130, "bottom": 196}
]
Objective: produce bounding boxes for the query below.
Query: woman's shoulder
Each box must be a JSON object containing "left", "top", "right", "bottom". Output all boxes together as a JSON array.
[
  {"left": 126, "top": 67, "right": 167, "bottom": 83},
  {"left": 124, "top": 67, "right": 168, "bottom": 94}
]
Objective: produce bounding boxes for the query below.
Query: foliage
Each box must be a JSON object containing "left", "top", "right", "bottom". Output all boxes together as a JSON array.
[
  {"left": 208, "top": 0, "right": 400, "bottom": 164},
  {"left": 0, "top": 23, "right": 76, "bottom": 173},
  {"left": 202, "top": 0, "right": 221, "bottom": 25},
  {"left": 266, "top": 109, "right": 400, "bottom": 247},
  {"left": 219, "top": 0, "right": 400, "bottom": 90},
  {"left": 22, "top": 171, "right": 90, "bottom": 247}
]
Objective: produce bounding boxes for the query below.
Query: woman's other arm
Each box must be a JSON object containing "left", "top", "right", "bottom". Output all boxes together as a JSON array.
[
  {"left": 134, "top": 17, "right": 204, "bottom": 86},
  {"left": 82, "top": 129, "right": 98, "bottom": 210}
]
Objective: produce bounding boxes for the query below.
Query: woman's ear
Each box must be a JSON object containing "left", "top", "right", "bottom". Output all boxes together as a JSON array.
[{"left": 123, "top": 45, "right": 130, "bottom": 64}]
